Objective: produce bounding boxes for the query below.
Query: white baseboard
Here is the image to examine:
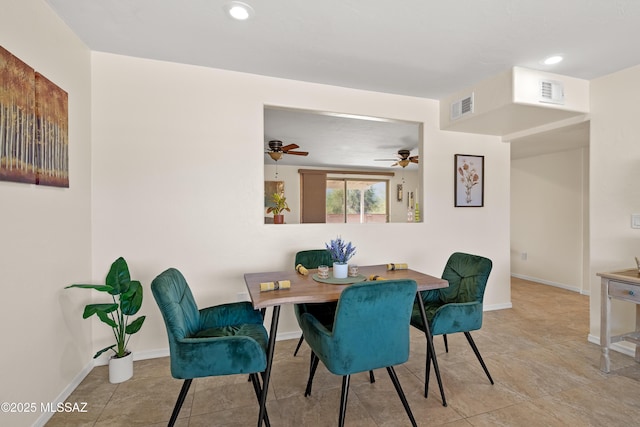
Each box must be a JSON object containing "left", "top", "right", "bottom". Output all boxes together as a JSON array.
[
  {"left": 92, "top": 347, "right": 170, "bottom": 366},
  {"left": 32, "top": 360, "right": 94, "bottom": 427},
  {"left": 484, "top": 302, "right": 513, "bottom": 311},
  {"left": 511, "top": 273, "right": 589, "bottom": 296},
  {"left": 275, "top": 330, "right": 302, "bottom": 341}
]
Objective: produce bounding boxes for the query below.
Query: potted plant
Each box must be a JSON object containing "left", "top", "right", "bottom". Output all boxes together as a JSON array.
[
  {"left": 266, "top": 192, "right": 290, "bottom": 224},
  {"left": 325, "top": 236, "right": 356, "bottom": 278},
  {"left": 66, "top": 257, "right": 146, "bottom": 383}
]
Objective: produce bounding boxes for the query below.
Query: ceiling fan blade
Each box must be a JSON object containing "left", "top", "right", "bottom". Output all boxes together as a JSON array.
[
  {"left": 391, "top": 162, "right": 399, "bottom": 167},
  {"left": 410, "top": 156, "right": 419, "bottom": 163},
  {"left": 281, "top": 143, "right": 300, "bottom": 152},
  {"left": 285, "top": 150, "right": 309, "bottom": 156}
]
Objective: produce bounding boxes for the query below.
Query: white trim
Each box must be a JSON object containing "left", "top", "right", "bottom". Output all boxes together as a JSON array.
[
  {"left": 484, "top": 302, "right": 512, "bottom": 311},
  {"left": 32, "top": 360, "right": 94, "bottom": 427},
  {"left": 92, "top": 348, "right": 171, "bottom": 366},
  {"left": 511, "top": 273, "right": 589, "bottom": 296},
  {"left": 276, "top": 330, "right": 302, "bottom": 341}
]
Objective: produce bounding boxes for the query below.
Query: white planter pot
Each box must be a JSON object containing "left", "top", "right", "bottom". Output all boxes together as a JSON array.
[
  {"left": 109, "top": 351, "right": 133, "bottom": 384},
  {"left": 333, "top": 262, "right": 348, "bottom": 279}
]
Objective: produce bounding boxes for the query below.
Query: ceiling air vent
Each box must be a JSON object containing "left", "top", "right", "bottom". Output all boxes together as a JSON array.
[
  {"left": 539, "top": 79, "right": 564, "bottom": 105},
  {"left": 450, "top": 93, "right": 474, "bottom": 120}
]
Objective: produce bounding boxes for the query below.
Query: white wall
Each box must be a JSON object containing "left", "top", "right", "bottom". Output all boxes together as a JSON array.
[
  {"left": 590, "top": 64, "right": 640, "bottom": 344},
  {"left": 90, "top": 52, "right": 512, "bottom": 358},
  {"left": 0, "top": 1, "right": 92, "bottom": 426},
  {"left": 0, "top": 4, "right": 512, "bottom": 422},
  {"left": 511, "top": 147, "right": 589, "bottom": 293}
]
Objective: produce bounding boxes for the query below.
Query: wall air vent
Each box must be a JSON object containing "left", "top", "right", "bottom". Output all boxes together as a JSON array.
[
  {"left": 450, "top": 93, "right": 474, "bottom": 120},
  {"left": 539, "top": 79, "right": 564, "bottom": 105}
]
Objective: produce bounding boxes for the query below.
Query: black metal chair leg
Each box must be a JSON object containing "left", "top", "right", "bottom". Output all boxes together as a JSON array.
[
  {"left": 464, "top": 332, "right": 494, "bottom": 384},
  {"left": 293, "top": 334, "right": 305, "bottom": 356},
  {"left": 258, "top": 305, "right": 280, "bottom": 427},
  {"left": 168, "top": 379, "right": 192, "bottom": 427},
  {"left": 250, "top": 374, "right": 271, "bottom": 427},
  {"left": 369, "top": 370, "right": 375, "bottom": 383},
  {"left": 416, "top": 295, "right": 447, "bottom": 406},
  {"left": 425, "top": 341, "right": 431, "bottom": 397},
  {"left": 386, "top": 366, "right": 417, "bottom": 427},
  {"left": 305, "top": 352, "right": 320, "bottom": 397},
  {"left": 443, "top": 334, "right": 449, "bottom": 353},
  {"left": 338, "top": 375, "right": 351, "bottom": 427}
]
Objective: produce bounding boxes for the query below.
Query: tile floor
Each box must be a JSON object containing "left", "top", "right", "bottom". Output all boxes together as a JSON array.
[{"left": 47, "top": 278, "right": 640, "bottom": 426}]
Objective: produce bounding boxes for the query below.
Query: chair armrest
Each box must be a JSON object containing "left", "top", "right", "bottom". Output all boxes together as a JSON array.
[
  {"left": 299, "top": 312, "right": 339, "bottom": 364},
  {"left": 430, "top": 301, "right": 483, "bottom": 335},
  {"left": 299, "top": 312, "right": 333, "bottom": 337},
  {"left": 199, "top": 301, "right": 263, "bottom": 329},
  {"left": 170, "top": 335, "right": 266, "bottom": 379}
]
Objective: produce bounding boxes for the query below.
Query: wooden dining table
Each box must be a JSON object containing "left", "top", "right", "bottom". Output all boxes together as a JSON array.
[{"left": 244, "top": 264, "right": 449, "bottom": 427}]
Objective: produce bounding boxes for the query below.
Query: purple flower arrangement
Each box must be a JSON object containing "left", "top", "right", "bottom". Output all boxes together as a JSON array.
[{"left": 325, "top": 236, "right": 356, "bottom": 264}]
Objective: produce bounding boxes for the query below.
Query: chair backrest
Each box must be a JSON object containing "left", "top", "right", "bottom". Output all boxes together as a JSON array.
[
  {"left": 330, "top": 279, "right": 417, "bottom": 374},
  {"left": 439, "top": 252, "right": 492, "bottom": 304},
  {"left": 294, "top": 249, "right": 333, "bottom": 269},
  {"left": 151, "top": 268, "right": 202, "bottom": 343}
]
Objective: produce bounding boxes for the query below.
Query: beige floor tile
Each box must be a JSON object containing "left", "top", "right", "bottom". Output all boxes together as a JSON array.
[{"left": 46, "top": 278, "right": 640, "bottom": 426}]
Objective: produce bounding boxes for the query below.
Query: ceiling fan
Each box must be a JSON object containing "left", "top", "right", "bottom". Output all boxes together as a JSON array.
[
  {"left": 375, "top": 149, "right": 419, "bottom": 168},
  {"left": 265, "top": 140, "right": 309, "bottom": 161}
]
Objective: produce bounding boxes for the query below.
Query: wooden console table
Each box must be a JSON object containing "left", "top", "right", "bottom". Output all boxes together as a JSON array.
[{"left": 598, "top": 269, "right": 640, "bottom": 373}]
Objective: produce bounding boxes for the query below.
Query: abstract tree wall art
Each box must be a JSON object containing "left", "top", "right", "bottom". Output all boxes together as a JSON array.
[
  {"left": 35, "top": 72, "right": 68, "bottom": 187},
  {"left": 0, "top": 45, "right": 68, "bottom": 187}
]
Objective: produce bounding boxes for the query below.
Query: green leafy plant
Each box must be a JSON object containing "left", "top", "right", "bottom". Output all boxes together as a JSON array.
[
  {"left": 66, "top": 257, "right": 146, "bottom": 359},
  {"left": 266, "top": 192, "right": 290, "bottom": 215}
]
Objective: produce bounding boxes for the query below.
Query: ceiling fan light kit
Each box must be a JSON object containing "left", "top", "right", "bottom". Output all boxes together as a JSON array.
[
  {"left": 265, "top": 139, "right": 309, "bottom": 162},
  {"left": 268, "top": 151, "right": 283, "bottom": 161},
  {"left": 374, "top": 149, "right": 420, "bottom": 168}
]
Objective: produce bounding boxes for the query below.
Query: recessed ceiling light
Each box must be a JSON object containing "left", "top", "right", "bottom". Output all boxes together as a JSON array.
[
  {"left": 225, "top": 1, "right": 254, "bottom": 20},
  {"left": 543, "top": 55, "right": 563, "bottom": 65}
]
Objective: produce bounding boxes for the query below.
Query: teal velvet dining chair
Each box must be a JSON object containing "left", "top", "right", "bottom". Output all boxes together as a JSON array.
[
  {"left": 300, "top": 279, "right": 419, "bottom": 427},
  {"left": 292, "top": 249, "right": 334, "bottom": 356},
  {"left": 293, "top": 249, "right": 376, "bottom": 383},
  {"left": 151, "top": 268, "right": 270, "bottom": 427},
  {"left": 410, "top": 252, "right": 494, "bottom": 400}
]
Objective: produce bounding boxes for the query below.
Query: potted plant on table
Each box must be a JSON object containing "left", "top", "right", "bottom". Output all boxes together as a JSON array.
[
  {"left": 325, "top": 236, "right": 356, "bottom": 279},
  {"left": 66, "top": 257, "right": 146, "bottom": 383},
  {"left": 266, "top": 192, "right": 290, "bottom": 224}
]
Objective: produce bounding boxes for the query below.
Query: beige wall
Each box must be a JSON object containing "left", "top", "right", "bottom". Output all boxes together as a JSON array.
[
  {"left": 511, "top": 147, "right": 589, "bottom": 293},
  {"left": 3, "top": 2, "right": 512, "bottom": 424},
  {"left": 590, "top": 64, "right": 640, "bottom": 347},
  {"left": 90, "top": 52, "right": 512, "bottom": 361},
  {"left": 0, "top": 1, "right": 92, "bottom": 426}
]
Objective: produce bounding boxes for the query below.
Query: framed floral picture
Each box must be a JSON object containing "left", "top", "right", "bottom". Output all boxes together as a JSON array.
[{"left": 454, "top": 154, "right": 484, "bottom": 207}]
